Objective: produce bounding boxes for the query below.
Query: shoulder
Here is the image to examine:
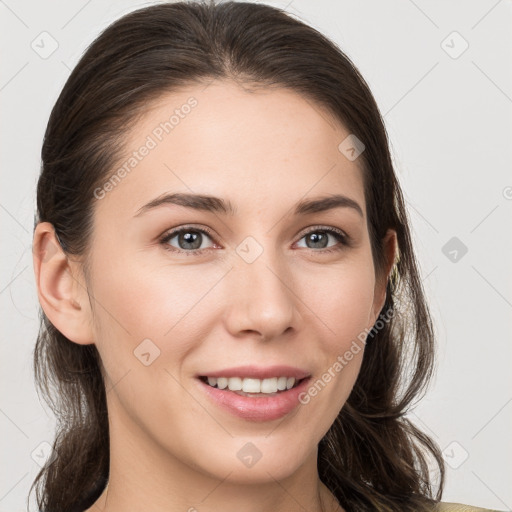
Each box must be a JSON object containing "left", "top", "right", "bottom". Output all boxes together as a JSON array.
[{"left": 435, "top": 501, "right": 504, "bottom": 512}]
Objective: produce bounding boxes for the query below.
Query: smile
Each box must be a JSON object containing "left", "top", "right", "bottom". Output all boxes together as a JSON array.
[
  {"left": 196, "top": 366, "right": 312, "bottom": 421},
  {"left": 199, "top": 375, "right": 302, "bottom": 396}
]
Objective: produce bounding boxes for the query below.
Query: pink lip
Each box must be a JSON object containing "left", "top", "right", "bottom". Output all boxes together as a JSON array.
[
  {"left": 197, "top": 375, "right": 312, "bottom": 422},
  {"left": 197, "top": 365, "right": 310, "bottom": 380}
]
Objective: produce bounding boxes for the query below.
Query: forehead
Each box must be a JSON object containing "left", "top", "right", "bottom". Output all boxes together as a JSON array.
[{"left": 94, "top": 80, "right": 366, "bottom": 219}]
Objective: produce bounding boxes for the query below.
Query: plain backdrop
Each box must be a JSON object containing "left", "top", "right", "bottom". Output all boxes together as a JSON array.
[{"left": 1, "top": 0, "right": 511, "bottom": 510}]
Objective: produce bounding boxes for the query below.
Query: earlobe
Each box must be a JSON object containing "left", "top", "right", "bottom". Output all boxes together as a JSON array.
[{"left": 32, "top": 222, "right": 94, "bottom": 345}]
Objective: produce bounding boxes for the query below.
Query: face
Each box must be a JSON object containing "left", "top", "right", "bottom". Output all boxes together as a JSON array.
[{"left": 64, "top": 80, "right": 393, "bottom": 483}]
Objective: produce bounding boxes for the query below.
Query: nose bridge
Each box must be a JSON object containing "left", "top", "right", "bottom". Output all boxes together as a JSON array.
[{"left": 226, "top": 234, "right": 297, "bottom": 338}]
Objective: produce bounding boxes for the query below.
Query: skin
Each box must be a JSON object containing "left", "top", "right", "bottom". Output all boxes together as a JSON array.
[{"left": 33, "top": 80, "right": 396, "bottom": 512}]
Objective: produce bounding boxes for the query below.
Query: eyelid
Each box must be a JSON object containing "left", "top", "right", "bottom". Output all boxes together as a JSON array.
[
  {"left": 159, "top": 224, "right": 219, "bottom": 253},
  {"left": 159, "top": 223, "right": 350, "bottom": 255},
  {"left": 296, "top": 224, "right": 348, "bottom": 242}
]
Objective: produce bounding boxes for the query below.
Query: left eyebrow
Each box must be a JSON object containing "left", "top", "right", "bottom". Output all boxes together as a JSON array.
[
  {"left": 133, "top": 192, "right": 364, "bottom": 218},
  {"left": 294, "top": 194, "right": 364, "bottom": 217}
]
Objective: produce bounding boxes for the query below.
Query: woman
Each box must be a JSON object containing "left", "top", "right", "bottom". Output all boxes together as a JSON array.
[{"left": 30, "top": 1, "right": 499, "bottom": 511}]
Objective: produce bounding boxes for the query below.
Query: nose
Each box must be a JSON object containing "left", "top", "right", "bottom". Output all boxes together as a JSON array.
[{"left": 223, "top": 247, "right": 299, "bottom": 341}]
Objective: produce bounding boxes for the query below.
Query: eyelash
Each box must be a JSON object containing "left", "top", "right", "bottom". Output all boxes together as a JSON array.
[{"left": 158, "top": 224, "right": 350, "bottom": 256}]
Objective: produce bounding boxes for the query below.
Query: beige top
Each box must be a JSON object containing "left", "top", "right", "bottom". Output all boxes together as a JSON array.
[{"left": 437, "top": 502, "right": 503, "bottom": 512}]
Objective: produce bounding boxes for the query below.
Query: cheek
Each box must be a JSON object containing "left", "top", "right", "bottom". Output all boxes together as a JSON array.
[
  {"left": 88, "top": 249, "right": 230, "bottom": 388},
  {"left": 89, "top": 229, "right": 376, "bottom": 368},
  {"left": 298, "top": 259, "right": 376, "bottom": 341},
  {"left": 292, "top": 260, "right": 374, "bottom": 414},
  {"left": 91, "top": 245, "right": 224, "bottom": 335},
  {"left": 90, "top": 241, "right": 376, "bottom": 369}
]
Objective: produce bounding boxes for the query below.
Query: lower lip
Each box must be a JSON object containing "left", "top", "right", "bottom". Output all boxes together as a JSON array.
[{"left": 197, "top": 377, "right": 311, "bottom": 422}]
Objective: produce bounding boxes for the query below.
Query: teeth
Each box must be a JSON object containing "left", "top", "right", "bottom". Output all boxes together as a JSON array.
[
  {"left": 242, "top": 378, "right": 261, "bottom": 393},
  {"left": 217, "top": 377, "right": 228, "bottom": 389},
  {"left": 277, "top": 376, "right": 287, "bottom": 391},
  {"left": 260, "top": 378, "right": 277, "bottom": 394},
  {"left": 227, "top": 376, "right": 242, "bottom": 390},
  {"left": 204, "top": 376, "right": 298, "bottom": 394}
]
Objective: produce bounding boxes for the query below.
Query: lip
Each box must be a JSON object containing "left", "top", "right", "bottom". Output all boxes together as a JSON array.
[
  {"left": 196, "top": 365, "right": 311, "bottom": 380},
  {"left": 197, "top": 374, "right": 312, "bottom": 422}
]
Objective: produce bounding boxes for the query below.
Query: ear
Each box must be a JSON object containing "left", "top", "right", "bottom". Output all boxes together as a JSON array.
[
  {"left": 32, "top": 222, "right": 94, "bottom": 345},
  {"left": 368, "top": 229, "right": 397, "bottom": 327}
]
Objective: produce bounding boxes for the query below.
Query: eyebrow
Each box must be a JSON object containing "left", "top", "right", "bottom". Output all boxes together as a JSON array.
[{"left": 134, "top": 192, "right": 364, "bottom": 218}]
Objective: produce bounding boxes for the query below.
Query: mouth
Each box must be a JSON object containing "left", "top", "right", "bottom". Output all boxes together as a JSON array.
[
  {"left": 198, "top": 375, "right": 308, "bottom": 397},
  {"left": 196, "top": 372, "right": 313, "bottom": 421}
]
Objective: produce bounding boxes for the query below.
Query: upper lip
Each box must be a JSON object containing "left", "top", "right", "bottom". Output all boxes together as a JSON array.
[{"left": 198, "top": 365, "right": 311, "bottom": 380}]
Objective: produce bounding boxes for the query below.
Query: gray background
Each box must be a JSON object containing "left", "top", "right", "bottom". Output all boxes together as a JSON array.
[{"left": 1, "top": 0, "right": 511, "bottom": 510}]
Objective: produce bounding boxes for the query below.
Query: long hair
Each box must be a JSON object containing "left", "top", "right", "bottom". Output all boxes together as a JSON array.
[{"left": 31, "top": 2, "right": 445, "bottom": 510}]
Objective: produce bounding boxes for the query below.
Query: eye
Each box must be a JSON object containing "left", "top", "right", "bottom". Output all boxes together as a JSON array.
[
  {"left": 159, "top": 224, "right": 350, "bottom": 256},
  {"left": 159, "top": 225, "right": 217, "bottom": 255},
  {"left": 295, "top": 226, "right": 349, "bottom": 253}
]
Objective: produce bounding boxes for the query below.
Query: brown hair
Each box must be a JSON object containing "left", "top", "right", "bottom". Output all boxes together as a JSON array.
[{"left": 31, "top": 1, "right": 445, "bottom": 511}]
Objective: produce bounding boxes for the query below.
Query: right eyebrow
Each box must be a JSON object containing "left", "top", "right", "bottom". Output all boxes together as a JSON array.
[{"left": 134, "top": 192, "right": 237, "bottom": 217}]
